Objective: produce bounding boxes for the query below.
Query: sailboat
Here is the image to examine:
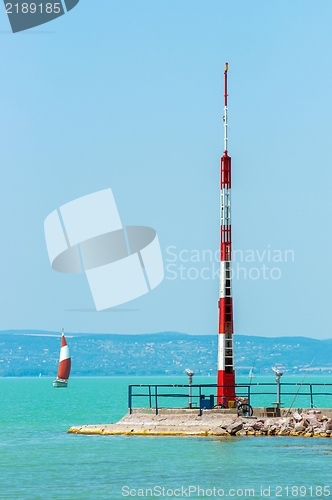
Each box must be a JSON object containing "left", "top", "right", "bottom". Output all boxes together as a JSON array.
[{"left": 53, "top": 329, "right": 71, "bottom": 388}]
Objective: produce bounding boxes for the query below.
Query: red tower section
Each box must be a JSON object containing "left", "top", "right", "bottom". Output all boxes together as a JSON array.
[{"left": 217, "top": 63, "right": 236, "bottom": 405}]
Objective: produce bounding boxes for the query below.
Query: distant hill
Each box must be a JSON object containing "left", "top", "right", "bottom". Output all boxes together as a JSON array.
[{"left": 0, "top": 330, "right": 331, "bottom": 377}]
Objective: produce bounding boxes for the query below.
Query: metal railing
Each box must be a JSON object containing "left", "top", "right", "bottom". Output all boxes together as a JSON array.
[{"left": 128, "top": 382, "right": 332, "bottom": 415}]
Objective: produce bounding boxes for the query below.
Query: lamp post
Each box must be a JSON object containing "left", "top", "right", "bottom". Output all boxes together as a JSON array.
[
  {"left": 272, "top": 367, "right": 283, "bottom": 412},
  {"left": 185, "top": 368, "right": 194, "bottom": 409}
]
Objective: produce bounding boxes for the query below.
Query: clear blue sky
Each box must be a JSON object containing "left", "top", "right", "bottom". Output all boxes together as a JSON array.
[{"left": 0, "top": 1, "right": 332, "bottom": 338}]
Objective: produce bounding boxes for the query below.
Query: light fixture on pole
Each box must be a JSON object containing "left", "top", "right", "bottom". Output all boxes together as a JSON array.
[
  {"left": 185, "top": 368, "right": 194, "bottom": 409},
  {"left": 272, "top": 366, "right": 283, "bottom": 412}
]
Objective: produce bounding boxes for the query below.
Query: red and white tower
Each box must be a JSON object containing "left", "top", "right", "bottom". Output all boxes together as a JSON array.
[{"left": 217, "top": 62, "right": 236, "bottom": 405}]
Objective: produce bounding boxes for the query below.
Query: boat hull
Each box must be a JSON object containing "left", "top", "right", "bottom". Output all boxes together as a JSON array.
[{"left": 53, "top": 378, "right": 68, "bottom": 388}]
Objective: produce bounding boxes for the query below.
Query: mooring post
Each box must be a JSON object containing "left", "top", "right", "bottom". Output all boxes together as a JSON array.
[
  {"left": 199, "top": 385, "right": 202, "bottom": 416},
  {"left": 149, "top": 385, "right": 152, "bottom": 408},
  {"left": 128, "top": 385, "right": 132, "bottom": 415},
  {"left": 309, "top": 384, "right": 314, "bottom": 408}
]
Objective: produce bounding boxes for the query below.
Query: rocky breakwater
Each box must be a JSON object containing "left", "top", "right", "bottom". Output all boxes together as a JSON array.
[
  {"left": 68, "top": 409, "right": 332, "bottom": 437},
  {"left": 226, "top": 410, "right": 332, "bottom": 438}
]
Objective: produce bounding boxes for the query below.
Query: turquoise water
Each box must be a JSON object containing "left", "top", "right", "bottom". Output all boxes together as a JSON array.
[{"left": 0, "top": 376, "right": 331, "bottom": 499}]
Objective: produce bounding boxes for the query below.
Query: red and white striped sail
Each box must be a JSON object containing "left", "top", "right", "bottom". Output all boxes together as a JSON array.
[
  {"left": 57, "top": 330, "right": 71, "bottom": 380},
  {"left": 217, "top": 62, "right": 236, "bottom": 405}
]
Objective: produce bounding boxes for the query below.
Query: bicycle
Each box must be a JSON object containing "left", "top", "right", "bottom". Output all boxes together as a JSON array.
[
  {"left": 216, "top": 396, "right": 253, "bottom": 417},
  {"left": 236, "top": 398, "right": 253, "bottom": 417}
]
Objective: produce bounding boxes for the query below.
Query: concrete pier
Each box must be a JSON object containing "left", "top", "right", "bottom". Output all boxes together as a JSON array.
[{"left": 68, "top": 408, "right": 332, "bottom": 437}]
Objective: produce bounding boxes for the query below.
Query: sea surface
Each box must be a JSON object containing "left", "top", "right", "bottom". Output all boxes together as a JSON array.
[{"left": 0, "top": 376, "right": 331, "bottom": 500}]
